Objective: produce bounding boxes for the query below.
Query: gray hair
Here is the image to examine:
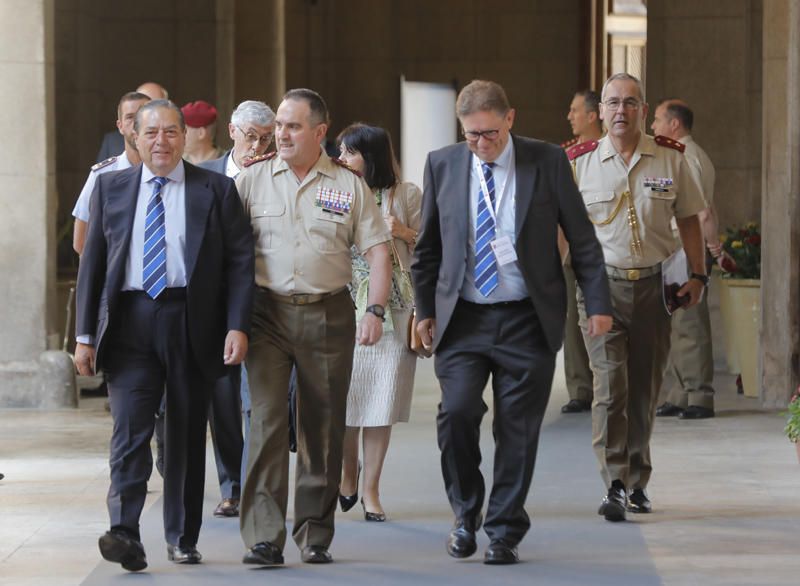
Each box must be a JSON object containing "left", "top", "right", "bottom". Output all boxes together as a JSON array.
[
  {"left": 230, "top": 100, "right": 275, "bottom": 127},
  {"left": 134, "top": 99, "right": 185, "bottom": 132},
  {"left": 456, "top": 80, "right": 511, "bottom": 118},
  {"left": 601, "top": 73, "right": 646, "bottom": 103}
]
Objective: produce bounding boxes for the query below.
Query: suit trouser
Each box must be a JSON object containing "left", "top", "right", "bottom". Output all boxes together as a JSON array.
[
  {"left": 240, "top": 288, "right": 355, "bottom": 551},
  {"left": 578, "top": 275, "right": 671, "bottom": 490},
  {"left": 209, "top": 367, "right": 244, "bottom": 499},
  {"left": 563, "top": 260, "right": 593, "bottom": 402},
  {"left": 104, "top": 292, "right": 210, "bottom": 546},
  {"left": 666, "top": 290, "right": 715, "bottom": 409},
  {"left": 434, "top": 298, "right": 555, "bottom": 546}
]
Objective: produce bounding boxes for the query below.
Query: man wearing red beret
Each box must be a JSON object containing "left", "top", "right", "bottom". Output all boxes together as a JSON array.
[{"left": 182, "top": 100, "right": 224, "bottom": 165}]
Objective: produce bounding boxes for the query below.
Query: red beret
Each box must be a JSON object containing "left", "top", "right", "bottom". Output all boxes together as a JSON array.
[{"left": 181, "top": 100, "right": 218, "bottom": 128}]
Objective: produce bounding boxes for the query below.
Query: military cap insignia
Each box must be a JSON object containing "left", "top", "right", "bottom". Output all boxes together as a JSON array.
[
  {"left": 654, "top": 135, "right": 686, "bottom": 153},
  {"left": 91, "top": 156, "right": 117, "bottom": 172},
  {"left": 566, "top": 140, "right": 599, "bottom": 161},
  {"left": 560, "top": 137, "right": 578, "bottom": 149},
  {"left": 243, "top": 151, "right": 277, "bottom": 168},
  {"left": 331, "top": 157, "right": 363, "bottom": 177}
]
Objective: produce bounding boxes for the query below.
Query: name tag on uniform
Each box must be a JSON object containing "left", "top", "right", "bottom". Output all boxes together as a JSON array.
[
  {"left": 643, "top": 177, "right": 673, "bottom": 192},
  {"left": 490, "top": 236, "right": 518, "bottom": 266},
  {"left": 315, "top": 186, "right": 353, "bottom": 215}
]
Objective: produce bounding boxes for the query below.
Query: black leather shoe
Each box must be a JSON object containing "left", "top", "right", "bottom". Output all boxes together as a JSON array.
[
  {"left": 213, "top": 498, "right": 240, "bottom": 517},
  {"left": 361, "top": 498, "right": 386, "bottom": 522},
  {"left": 339, "top": 462, "right": 361, "bottom": 512},
  {"left": 167, "top": 544, "right": 202, "bottom": 564},
  {"left": 656, "top": 402, "right": 684, "bottom": 417},
  {"left": 598, "top": 482, "right": 627, "bottom": 522},
  {"left": 301, "top": 545, "right": 333, "bottom": 564},
  {"left": 98, "top": 530, "right": 148, "bottom": 572},
  {"left": 446, "top": 519, "right": 479, "bottom": 559},
  {"left": 243, "top": 541, "right": 284, "bottom": 566},
  {"left": 627, "top": 488, "right": 652, "bottom": 513},
  {"left": 561, "top": 399, "right": 591, "bottom": 413},
  {"left": 484, "top": 539, "right": 519, "bottom": 565},
  {"left": 679, "top": 405, "right": 715, "bottom": 419}
]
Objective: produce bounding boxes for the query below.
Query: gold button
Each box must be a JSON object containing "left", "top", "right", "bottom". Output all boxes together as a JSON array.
[{"left": 626, "top": 269, "right": 640, "bottom": 281}]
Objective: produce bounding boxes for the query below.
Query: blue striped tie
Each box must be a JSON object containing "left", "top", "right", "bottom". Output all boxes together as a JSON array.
[
  {"left": 475, "top": 162, "right": 498, "bottom": 297},
  {"left": 143, "top": 176, "right": 168, "bottom": 299}
]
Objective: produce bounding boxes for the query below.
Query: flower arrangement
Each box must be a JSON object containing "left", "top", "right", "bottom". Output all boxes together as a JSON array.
[
  {"left": 720, "top": 222, "right": 761, "bottom": 279},
  {"left": 785, "top": 386, "right": 800, "bottom": 443}
]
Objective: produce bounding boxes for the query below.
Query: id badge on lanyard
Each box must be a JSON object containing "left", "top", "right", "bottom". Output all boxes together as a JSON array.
[{"left": 475, "top": 158, "right": 517, "bottom": 266}]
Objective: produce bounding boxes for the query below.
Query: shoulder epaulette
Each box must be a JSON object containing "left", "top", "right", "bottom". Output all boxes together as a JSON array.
[
  {"left": 655, "top": 135, "right": 686, "bottom": 153},
  {"left": 566, "top": 140, "right": 599, "bottom": 161},
  {"left": 243, "top": 151, "right": 277, "bottom": 168},
  {"left": 91, "top": 156, "right": 117, "bottom": 172},
  {"left": 560, "top": 137, "right": 578, "bottom": 149},
  {"left": 331, "top": 157, "right": 363, "bottom": 177}
]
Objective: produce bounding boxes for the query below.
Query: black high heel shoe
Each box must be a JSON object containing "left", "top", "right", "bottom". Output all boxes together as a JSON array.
[
  {"left": 339, "top": 462, "right": 361, "bottom": 512},
  {"left": 361, "top": 498, "right": 386, "bottom": 522}
]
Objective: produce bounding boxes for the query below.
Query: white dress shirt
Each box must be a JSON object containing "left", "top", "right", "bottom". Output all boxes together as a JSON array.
[
  {"left": 72, "top": 151, "right": 133, "bottom": 222},
  {"left": 460, "top": 138, "right": 529, "bottom": 303},
  {"left": 123, "top": 161, "right": 188, "bottom": 291},
  {"left": 225, "top": 153, "right": 241, "bottom": 178}
]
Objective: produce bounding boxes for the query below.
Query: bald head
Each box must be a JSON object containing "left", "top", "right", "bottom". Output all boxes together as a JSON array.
[{"left": 136, "top": 82, "right": 169, "bottom": 100}]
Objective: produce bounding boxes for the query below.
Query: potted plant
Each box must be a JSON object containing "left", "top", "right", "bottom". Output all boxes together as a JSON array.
[
  {"left": 784, "top": 387, "right": 800, "bottom": 463},
  {"left": 718, "top": 222, "right": 761, "bottom": 397}
]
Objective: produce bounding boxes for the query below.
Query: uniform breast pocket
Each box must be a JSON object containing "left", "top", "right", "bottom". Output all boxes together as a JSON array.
[
  {"left": 251, "top": 201, "right": 285, "bottom": 250},
  {"left": 582, "top": 191, "right": 618, "bottom": 225},
  {"left": 646, "top": 188, "right": 677, "bottom": 218},
  {"left": 310, "top": 207, "right": 348, "bottom": 253}
]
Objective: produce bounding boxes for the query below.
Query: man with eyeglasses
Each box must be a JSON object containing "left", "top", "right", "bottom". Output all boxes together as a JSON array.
[
  {"left": 569, "top": 73, "right": 706, "bottom": 522},
  {"left": 412, "top": 79, "right": 611, "bottom": 564},
  {"left": 165, "top": 100, "right": 274, "bottom": 521}
]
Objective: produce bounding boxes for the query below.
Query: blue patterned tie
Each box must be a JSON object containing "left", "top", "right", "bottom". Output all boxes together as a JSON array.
[
  {"left": 474, "top": 162, "right": 498, "bottom": 297},
  {"left": 143, "top": 176, "right": 168, "bottom": 299}
]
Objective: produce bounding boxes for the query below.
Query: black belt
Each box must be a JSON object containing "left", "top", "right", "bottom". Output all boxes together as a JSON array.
[
  {"left": 459, "top": 297, "right": 532, "bottom": 309},
  {"left": 121, "top": 287, "right": 187, "bottom": 301}
]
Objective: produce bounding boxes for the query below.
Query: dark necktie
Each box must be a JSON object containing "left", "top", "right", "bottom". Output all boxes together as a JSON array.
[
  {"left": 143, "top": 176, "right": 168, "bottom": 299},
  {"left": 475, "top": 162, "right": 498, "bottom": 297}
]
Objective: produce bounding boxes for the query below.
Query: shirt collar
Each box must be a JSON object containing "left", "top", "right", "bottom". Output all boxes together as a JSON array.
[
  {"left": 225, "top": 152, "right": 241, "bottom": 178},
  {"left": 273, "top": 146, "right": 332, "bottom": 178},
  {"left": 141, "top": 159, "right": 185, "bottom": 186},
  {"left": 678, "top": 134, "right": 694, "bottom": 146},
  {"left": 598, "top": 131, "right": 654, "bottom": 162},
  {"left": 472, "top": 134, "right": 514, "bottom": 170}
]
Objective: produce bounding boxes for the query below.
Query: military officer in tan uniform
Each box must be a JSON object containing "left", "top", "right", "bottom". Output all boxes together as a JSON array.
[
  {"left": 235, "top": 88, "right": 392, "bottom": 565},
  {"left": 651, "top": 99, "right": 721, "bottom": 420},
  {"left": 571, "top": 74, "right": 707, "bottom": 522},
  {"left": 561, "top": 90, "right": 604, "bottom": 413}
]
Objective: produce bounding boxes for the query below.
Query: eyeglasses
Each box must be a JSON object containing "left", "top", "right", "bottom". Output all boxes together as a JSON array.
[
  {"left": 463, "top": 129, "right": 500, "bottom": 143},
  {"left": 236, "top": 126, "right": 273, "bottom": 147},
  {"left": 602, "top": 98, "right": 642, "bottom": 111}
]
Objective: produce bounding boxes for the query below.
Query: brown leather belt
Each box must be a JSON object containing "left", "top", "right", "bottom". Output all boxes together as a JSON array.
[
  {"left": 260, "top": 286, "right": 347, "bottom": 306},
  {"left": 605, "top": 264, "right": 661, "bottom": 281}
]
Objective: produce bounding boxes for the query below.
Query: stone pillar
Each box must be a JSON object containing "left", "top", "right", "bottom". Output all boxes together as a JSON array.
[
  {"left": 0, "top": 0, "right": 74, "bottom": 407},
  {"left": 760, "top": 0, "right": 800, "bottom": 407}
]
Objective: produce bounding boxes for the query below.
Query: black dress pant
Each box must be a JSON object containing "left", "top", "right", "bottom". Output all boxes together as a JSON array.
[
  {"left": 104, "top": 291, "right": 211, "bottom": 547},
  {"left": 434, "top": 298, "right": 556, "bottom": 545}
]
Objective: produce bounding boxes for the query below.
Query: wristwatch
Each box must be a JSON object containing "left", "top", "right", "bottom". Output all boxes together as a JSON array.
[
  {"left": 689, "top": 272, "right": 709, "bottom": 286},
  {"left": 365, "top": 304, "right": 386, "bottom": 322}
]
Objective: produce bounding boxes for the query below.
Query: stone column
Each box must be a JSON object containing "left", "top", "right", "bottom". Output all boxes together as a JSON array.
[
  {"left": 0, "top": 0, "right": 75, "bottom": 408},
  {"left": 760, "top": 0, "right": 800, "bottom": 407}
]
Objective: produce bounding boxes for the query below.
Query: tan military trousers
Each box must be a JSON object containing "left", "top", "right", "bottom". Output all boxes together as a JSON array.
[
  {"left": 578, "top": 274, "right": 671, "bottom": 490},
  {"left": 666, "top": 291, "right": 715, "bottom": 409},
  {"left": 240, "top": 288, "right": 355, "bottom": 551},
  {"left": 563, "top": 260, "right": 593, "bottom": 402}
]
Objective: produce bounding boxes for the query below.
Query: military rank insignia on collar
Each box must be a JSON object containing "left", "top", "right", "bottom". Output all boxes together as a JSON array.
[
  {"left": 243, "top": 151, "right": 277, "bottom": 168},
  {"left": 315, "top": 186, "right": 353, "bottom": 215},
  {"left": 654, "top": 135, "right": 686, "bottom": 153},
  {"left": 566, "top": 140, "right": 599, "bottom": 161},
  {"left": 91, "top": 156, "right": 117, "bottom": 171}
]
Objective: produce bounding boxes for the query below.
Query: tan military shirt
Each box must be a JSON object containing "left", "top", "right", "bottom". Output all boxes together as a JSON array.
[
  {"left": 236, "top": 150, "right": 390, "bottom": 295},
  {"left": 680, "top": 135, "right": 715, "bottom": 207},
  {"left": 574, "top": 132, "right": 705, "bottom": 269}
]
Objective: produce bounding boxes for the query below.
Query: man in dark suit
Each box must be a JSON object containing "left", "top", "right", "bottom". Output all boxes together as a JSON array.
[
  {"left": 411, "top": 80, "right": 612, "bottom": 565},
  {"left": 75, "top": 99, "right": 254, "bottom": 572}
]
